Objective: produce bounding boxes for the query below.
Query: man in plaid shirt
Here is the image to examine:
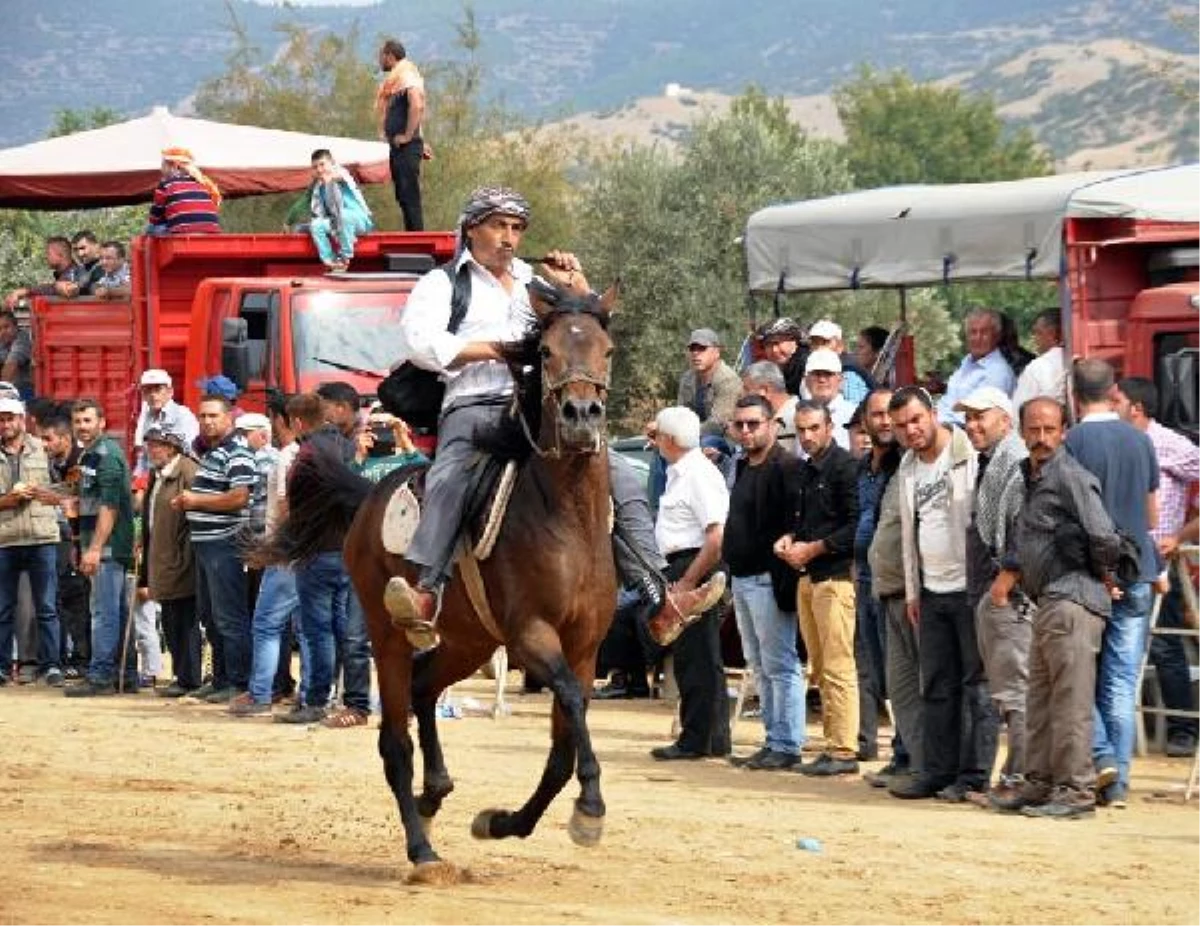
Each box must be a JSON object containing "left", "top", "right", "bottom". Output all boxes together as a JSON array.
[{"left": 1115, "top": 377, "right": 1199, "bottom": 758}]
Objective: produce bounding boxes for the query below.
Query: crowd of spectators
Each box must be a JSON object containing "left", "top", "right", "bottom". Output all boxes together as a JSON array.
[{"left": 602, "top": 309, "right": 1196, "bottom": 818}]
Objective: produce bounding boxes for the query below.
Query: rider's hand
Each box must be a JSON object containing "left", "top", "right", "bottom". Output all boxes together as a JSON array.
[{"left": 540, "top": 250, "right": 590, "bottom": 295}]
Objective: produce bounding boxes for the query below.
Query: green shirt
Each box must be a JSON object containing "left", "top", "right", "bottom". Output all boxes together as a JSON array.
[
  {"left": 354, "top": 450, "right": 428, "bottom": 484},
  {"left": 77, "top": 435, "right": 134, "bottom": 566}
]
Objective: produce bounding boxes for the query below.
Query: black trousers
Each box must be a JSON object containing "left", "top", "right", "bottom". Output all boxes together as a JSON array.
[
  {"left": 669, "top": 550, "right": 730, "bottom": 756},
  {"left": 918, "top": 588, "right": 998, "bottom": 787},
  {"left": 596, "top": 593, "right": 658, "bottom": 687},
  {"left": 161, "top": 596, "right": 202, "bottom": 690},
  {"left": 389, "top": 140, "right": 424, "bottom": 231},
  {"left": 56, "top": 540, "right": 90, "bottom": 667}
]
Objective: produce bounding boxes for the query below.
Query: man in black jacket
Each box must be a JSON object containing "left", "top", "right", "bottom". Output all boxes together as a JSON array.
[
  {"left": 723, "top": 395, "right": 805, "bottom": 770},
  {"left": 775, "top": 399, "right": 861, "bottom": 776}
]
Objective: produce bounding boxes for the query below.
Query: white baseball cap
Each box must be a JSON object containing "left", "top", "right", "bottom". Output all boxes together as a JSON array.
[
  {"left": 954, "top": 386, "right": 1015, "bottom": 419},
  {"left": 805, "top": 348, "right": 843, "bottom": 375},
  {"left": 808, "top": 319, "right": 843, "bottom": 342},
  {"left": 0, "top": 397, "right": 24, "bottom": 415},
  {"left": 235, "top": 412, "right": 271, "bottom": 432},
  {"left": 140, "top": 368, "right": 172, "bottom": 387}
]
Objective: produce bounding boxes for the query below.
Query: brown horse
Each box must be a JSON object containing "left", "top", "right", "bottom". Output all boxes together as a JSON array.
[{"left": 279, "top": 281, "right": 620, "bottom": 882}]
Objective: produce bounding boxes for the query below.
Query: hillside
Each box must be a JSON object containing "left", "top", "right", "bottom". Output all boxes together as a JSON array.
[
  {"left": 550, "top": 39, "right": 1197, "bottom": 170},
  {"left": 0, "top": 0, "right": 1195, "bottom": 170}
]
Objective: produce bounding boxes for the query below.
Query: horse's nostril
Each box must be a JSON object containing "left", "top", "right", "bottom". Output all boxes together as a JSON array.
[
  {"left": 587, "top": 401, "right": 605, "bottom": 419},
  {"left": 562, "top": 402, "right": 580, "bottom": 421}
]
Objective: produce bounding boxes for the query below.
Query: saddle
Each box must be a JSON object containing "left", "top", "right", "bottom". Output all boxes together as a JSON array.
[{"left": 380, "top": 453, "right": 519, "bottom": 645}]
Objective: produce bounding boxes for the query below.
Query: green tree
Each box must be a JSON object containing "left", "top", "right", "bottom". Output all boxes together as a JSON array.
[
  {"left": 835, "top": 67, "right": 1054, "bottom": 188},
  {"left": 577, "top": 88, "right": 853, "bottom": 429},
  {"left": 47, "top": 106, "right": 124, "bottom": 138}
]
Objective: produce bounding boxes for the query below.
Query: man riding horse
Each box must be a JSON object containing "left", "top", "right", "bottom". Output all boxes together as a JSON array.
[{"left": 385, "top": 185, "right": 725, "bottom": 648}]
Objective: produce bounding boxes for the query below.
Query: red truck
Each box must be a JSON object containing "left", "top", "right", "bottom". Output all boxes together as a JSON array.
[
  {"left": 744, "top": 164, "right": 1199, "bottom": 436},
  {"left": 28, "top": 231, "right": 457, "bottom": 444}
]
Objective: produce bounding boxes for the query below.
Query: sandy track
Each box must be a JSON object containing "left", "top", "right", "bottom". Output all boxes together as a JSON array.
[{"left": 1, "top": 676, "right": 1197, "bottom": 924}]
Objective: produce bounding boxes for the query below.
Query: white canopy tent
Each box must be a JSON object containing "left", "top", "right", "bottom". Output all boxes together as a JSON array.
[{"left": 745, "top": 164, "right": 1200, "bottom": 293}]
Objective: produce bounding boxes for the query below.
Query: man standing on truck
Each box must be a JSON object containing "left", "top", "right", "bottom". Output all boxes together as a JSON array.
[{"left": 377, "top": 39, "right": 426, "bottom": 232}]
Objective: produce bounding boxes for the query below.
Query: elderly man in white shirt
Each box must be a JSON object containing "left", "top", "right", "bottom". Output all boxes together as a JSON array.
[
  {"left": 649, "top": 406, "right": 732, "bottom": 761},
  {"left": 803, "top": 349, "right": 854, "bottom": 451},
  {"left": 1010, "top": 309, "right": 1066, "bottom": 415},
  {"left": 385, "top": 186, "right": 723, "bottom": 647},
  {"left": 133, "top": 368, "right": 199, "bottom": 478},
  {"left": 936, "top": 308, "right": 1017, "bottom": 425}
]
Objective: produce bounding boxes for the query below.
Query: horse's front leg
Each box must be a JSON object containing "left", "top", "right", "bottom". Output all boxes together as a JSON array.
[
  {"left": 411, "top": 648, "right": 454, "bottom": 826},
  {"left": 472, "top": 639, "right": 604, "bottom": 846}
]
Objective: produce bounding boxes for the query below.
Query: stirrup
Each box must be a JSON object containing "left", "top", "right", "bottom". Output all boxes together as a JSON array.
[{"left": 383, "top": 577, "right": 442, "bottom": 649}]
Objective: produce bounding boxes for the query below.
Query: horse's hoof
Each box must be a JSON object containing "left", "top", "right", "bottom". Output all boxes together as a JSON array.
[
  {"left": 471, "top": 807, "right": 506, "bottom": 840},
  {"left": 567, "top": 809, "right": 604, "bottom": 847},
  {"left": 406, "top": 859, "right": 464, "bottom": 886}
]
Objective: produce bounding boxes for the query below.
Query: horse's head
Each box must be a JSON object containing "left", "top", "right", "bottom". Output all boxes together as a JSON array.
[{"left": 527, "top": 280, "right": 618, "bottom": 455}]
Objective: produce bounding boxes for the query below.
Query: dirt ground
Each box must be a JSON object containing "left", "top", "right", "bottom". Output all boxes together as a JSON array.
[{"left": 1, "top": 673, "right": 1197, "bottom": 925}]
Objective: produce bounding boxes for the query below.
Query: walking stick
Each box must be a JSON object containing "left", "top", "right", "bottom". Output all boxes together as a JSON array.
[{"left": 116, "top": 544, "right": 143, "bottom": 694}]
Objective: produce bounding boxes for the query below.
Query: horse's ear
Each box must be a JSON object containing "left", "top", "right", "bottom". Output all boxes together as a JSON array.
[
  {"left": 528, "top": 278, "right": 561, "bottom": 320},
  {"left": 597, "top": 279, "right": 621, "bottom": 318}
]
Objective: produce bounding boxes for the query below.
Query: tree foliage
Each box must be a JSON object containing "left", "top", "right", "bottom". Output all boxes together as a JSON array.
[
  {"left": 576, "top": 88, "right": 853, "bottom": 430},
  {"left": 835, "top": 67, "right": 1053, "bottom": 189}
]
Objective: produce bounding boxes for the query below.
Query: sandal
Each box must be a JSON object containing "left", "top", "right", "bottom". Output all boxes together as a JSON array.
[{"left": 321, "top": 706, "right": 369, "bottom": 729}]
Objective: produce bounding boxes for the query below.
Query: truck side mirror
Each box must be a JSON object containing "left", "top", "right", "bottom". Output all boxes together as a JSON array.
[{"left": 221, "top": 317, "right": 251, "bottom": 391}]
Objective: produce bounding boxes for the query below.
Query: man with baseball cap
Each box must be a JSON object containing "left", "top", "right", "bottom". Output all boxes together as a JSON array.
[
  {"left": 955, "top": 385, "right": 1029, "bottom": 807},
  {"left": 678, "top": 328, "right": 741, "bottom": 439},
  {"left": 0, "top": 396, "right": 64, "bottom": 687},
  {"left": 134, "top": 369, "right": 198, "bottom": 478},
  {"left": 803, "top": 349, "right": 855, "bottom": 451},
  {"left": 755, "top": 317, "right": 807, "bottom": 396},
  {"left": 807, "top": 319, "right": 873, "bottom": 405}
]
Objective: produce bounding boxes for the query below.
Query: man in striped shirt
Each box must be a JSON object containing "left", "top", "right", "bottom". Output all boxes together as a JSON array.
[
  {"left": 146, "top": 147, "right": 221, "bottom": 236},
  {"left": 173, "top": 395, "right": 257, "bottom": 702}
]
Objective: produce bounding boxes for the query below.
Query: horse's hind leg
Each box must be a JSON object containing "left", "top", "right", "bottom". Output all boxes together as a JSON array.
[{"left": 472, "top": 648, "right": 604, "bottom": 845}]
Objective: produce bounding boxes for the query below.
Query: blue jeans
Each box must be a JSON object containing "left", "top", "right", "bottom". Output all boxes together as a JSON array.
[
  {"left": 1092, "top": 581, "right": 1152, "bottom": 789},
  {"left": 194, "top": 540, "right": 251, "bottom": 690},
  {"left": 731, "top": 573, "right": 805, "bottom": 755},
  {"left": 87, "top": 559, "right": 135, "bottom": 685},
  {"left": 296, "top": 551, "right": 349, "bottom": 710},
  {"left": 309, "top": 213, "right": 372, "bottom": 265},
  {"left": 337, "top": 587, "right": 372, "bottom": 714},
  {"left": 247, "top": 566, "right": 299, "bottom": 704},
  {"left": 0, "top": 544, "right": 60, "bottom": 674}
]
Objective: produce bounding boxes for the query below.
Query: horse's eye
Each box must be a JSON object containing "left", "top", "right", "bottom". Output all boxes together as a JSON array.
[
  {"left": 539, "top": 345, "right": 552, "bottom": 360},
  {"left": 605, "top": 347, "right": 614, "bottom": 359}
]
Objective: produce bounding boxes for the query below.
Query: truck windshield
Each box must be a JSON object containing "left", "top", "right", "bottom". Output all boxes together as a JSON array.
[{"left": 292, "top": 290, "right": 406, "bottom": 376}]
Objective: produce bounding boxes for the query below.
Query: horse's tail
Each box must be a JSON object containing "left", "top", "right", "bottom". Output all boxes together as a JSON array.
[{"left": 248, "top": 439, "right": 373, "bottom": 568}]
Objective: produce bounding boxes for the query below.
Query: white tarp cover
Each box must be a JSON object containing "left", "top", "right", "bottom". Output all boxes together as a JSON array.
[
  {"left": 0, "top": 106, "right": 391, "bottom": 209},
  {"left": 745, "top": 164, "right": 1200, "bottom": 293}
]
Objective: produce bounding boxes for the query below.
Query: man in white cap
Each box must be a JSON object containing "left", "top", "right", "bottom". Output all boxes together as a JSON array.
[
  {"left": 0, "top": 396, "right": 64, "bottom": 687},
  {"left": 955, "top": 385, "right": 1029, "bottom": 807},
  {"left": 234, "top": 413, "right": 276, "bottom": 537},
  {"left": 134, "top": 369, "right": 199, "bottom": 478},
  {"left": 807, "top": 319, "right": 873, "bottom": 405},
  {"left": 802, "top": 349, "right": 855, "bottom": 451}
]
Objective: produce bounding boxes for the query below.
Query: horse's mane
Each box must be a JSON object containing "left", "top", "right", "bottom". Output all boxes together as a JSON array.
[{"left": 472, "top": 283, "right": 610, "bottom": 463}]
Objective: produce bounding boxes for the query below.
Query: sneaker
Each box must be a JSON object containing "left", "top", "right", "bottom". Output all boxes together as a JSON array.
[
  {"left": 747, "top": 749, "right": 800, "bottom": 771},
  {"left": 274, "top": 704, "right": 328, "bottom": 724},
  {"left": 16, "top": 664, "right": 36, "bottom": 685},
  {"left": 863, "top": 758, "right": 909, "bottom": 788},
  {"left": 1099, "top": 782, "right": 1128, "bottom": 809},
  {"left": 1165, "top": 733, "right": 1197, "bottom": 758},
  {"left": 186, "top": 682, "right": 218, "bottom": 701},
  {"left": 888, "top": 773, "right": 956, "bottom": 800},
  {"left": 729, "top": 746, "right": 773, "bottom": 768},
  {"left": 228, "top": 694, "right": 271, "bottom": 717},
  {"left": 1095, "top": 763, "right": 1118, "bottom": 792},
  {"left": 64, "top": 678, "right": 117, "bottom": 698},
  {"left": 1021, "top": 786, "right": 1096, "bottom": 819},
  {"left": 796, "top": 753, "right": 859, "bottom": 777},
  {"left": 43, "top": 667, "right": 65, "bottom": 688},
  {"left": 204, "top": 686, "right": 240, "bottom": 704}
]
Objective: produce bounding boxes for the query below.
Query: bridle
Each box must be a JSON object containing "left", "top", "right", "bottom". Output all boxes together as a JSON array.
[{"left": 516, "top": 305, "right": 612, "bottom": 460}]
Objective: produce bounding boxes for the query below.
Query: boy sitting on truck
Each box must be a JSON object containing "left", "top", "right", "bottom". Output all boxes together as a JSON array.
[{"left": 306, "top": 149, "right": 374, "bottom": 272}]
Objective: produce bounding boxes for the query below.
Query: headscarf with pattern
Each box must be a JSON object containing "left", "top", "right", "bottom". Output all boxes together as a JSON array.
[{"left": 161, "top": 146, "right": 223, "bottom": 207}]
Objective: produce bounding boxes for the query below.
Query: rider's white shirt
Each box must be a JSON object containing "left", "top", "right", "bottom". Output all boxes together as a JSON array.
[
  {"left": 655, "top": 447, "right": 729, "bottom": 556},
  {"left": 399, "top": 250, "right": 536, "bottom": 410}
]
